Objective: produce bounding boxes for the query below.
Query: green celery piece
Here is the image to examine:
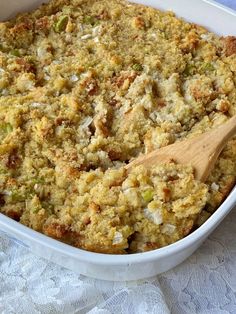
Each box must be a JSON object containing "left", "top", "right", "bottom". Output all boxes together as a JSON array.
[
  {"left": 54, "top": 15, "right": 69, "bottom": 33},
  {"left": 0, "top": 123, "right": 13, "bottom": 136},
  {"left": 183, "top": 64, "right": 195, "bottom": 76},
  {"left": 141, "top": 189, "right": 154, "bottom": 203},
  {"left": 132, "top": 63, "right": 143, "bottom": 72},
  {"left": 200, "top": 62, "right": 215, "bottom": 73},
  {"left": 10, "top": 49, "right": 21, "bottom": 57},
  {"left": 83, "top": 15, "right": 98, "bottom": 26},
  {"left": 10, "top": 191, "right": 25, "bottom": 202}
]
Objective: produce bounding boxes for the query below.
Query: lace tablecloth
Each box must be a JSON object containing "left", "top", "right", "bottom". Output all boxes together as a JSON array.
[{"left": 1, "top": 1, "right": 236, "bottom": 313}]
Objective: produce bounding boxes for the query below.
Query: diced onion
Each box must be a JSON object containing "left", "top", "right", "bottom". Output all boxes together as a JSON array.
[
  {"left": 30, "top": 102, "right": 45, "bottom": 108},
  {"left": 81, "top": 116, "right": 93, "bottom": 128},
  {"left": 70, "top": 74, "right": 79, "bottom": 82},
  {"left": 112, "top": 231, "right": 123, "bottom": 245},
  {"left": 211, "top": 182, "right": 219, "bottom": 191},
  {"left": 162, "top": 224, "right": 176, "bottom": 235},
  {"left": 144, "top": 208, "right": 163, "bottom": 225},
  {"left": 81, "top": 34, "right": 92, "bottom": 40}
]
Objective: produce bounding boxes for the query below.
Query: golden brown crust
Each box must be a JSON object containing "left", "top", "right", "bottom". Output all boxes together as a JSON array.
[
  {"left": 5, "top": 210, "right": 22, "bottom": 221},
  {"left": 223, "top": 36, "right": 236, "bottom": 57}
]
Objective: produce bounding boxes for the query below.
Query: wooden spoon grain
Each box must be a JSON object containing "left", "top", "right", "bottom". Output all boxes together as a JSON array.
[{"left": 126, "top": 115, "right": 236, "bottom": 182}]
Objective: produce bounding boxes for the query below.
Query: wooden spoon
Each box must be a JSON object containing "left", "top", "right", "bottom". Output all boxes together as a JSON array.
[{"left": 126, "top": 115, "right": 236, "bottom": 182}]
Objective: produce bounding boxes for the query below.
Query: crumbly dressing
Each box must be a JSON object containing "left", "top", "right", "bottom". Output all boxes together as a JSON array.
[{"left": 0, "top": 0, "right": 235, "bottom": 253}]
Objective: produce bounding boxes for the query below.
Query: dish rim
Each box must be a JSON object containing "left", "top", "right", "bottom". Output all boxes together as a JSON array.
[
  {"left": 0, "top": 0, "right": 236, "bottom": 266},
  {"left": 204, "top": 0, "right": 236, "bottom": 15}
]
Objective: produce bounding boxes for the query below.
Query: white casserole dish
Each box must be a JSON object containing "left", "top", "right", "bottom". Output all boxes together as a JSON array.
[{"left": 0, "top": 0, "right": 235, "bottom": 281}]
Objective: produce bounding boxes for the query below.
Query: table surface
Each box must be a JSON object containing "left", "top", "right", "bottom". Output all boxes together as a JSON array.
[{"left": 0, "top": 1, "right": 236, "bottom": 313}]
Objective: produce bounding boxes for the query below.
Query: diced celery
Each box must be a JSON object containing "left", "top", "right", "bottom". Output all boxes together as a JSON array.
[
  {"left": 42, "top": 201, "right": 54, "bottom": 213},
  {"left": 83, "top": 15, "right": 98, "bottom": 25},
  {"left": 200, "top": 62, "right": 215, "bottom": 73},
  {"left": 62, "top": 6, "right": 72, "bottom": 14},
  {"left": 31, "top": 177, "right": 45, "bottom": 185},
  {"left": 31, "top": 206, "right": 41, "bottom": 213},
  {"left": 141, "top": 189, "right": 154, "bottom": 203},
  {"left": 0, "top": 167, "right": 7, "bottom": 174},
  {"left": 183, "top": 64, "right": 195, "bottom": 76},
  {"left": 0, "top": 123, "right": 13, "bottom": 136},
  {"left": 132, "top": 63, "right": 143, "bottom": 71},
  {"left": 5, "top": 123, "right": 13, "bottom": 133},
  {"left": 10, "top": 49, "right": 21, "bottom": 57},
  {"left": 54, "top": 15, "right": 69, "bottom": 33},
  {"left": 10, "top": 191, "right": 25, "bottom": 202}
]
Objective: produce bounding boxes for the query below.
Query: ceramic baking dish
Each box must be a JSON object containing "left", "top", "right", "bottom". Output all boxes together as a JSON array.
[{"left": 0, "top": 0, "right": 235, "bottom": 281}]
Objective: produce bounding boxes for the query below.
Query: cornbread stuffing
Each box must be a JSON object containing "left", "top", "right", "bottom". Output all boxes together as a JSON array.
[{"left": 0, "top": 0, "right": 235, "bottom": 253}]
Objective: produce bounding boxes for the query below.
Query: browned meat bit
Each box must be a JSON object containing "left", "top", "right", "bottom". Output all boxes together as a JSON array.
[
  {"left": 223, "top": 36, "right": 236, "bottom": 57},
  {"left": 6, "top": 210, "right": 21, "bottom": 221},
  {"left": 93, "top": 115, "right": 110, "bottom": 137},
  {"left": 87, "top": 79, "right": 99, "bottom": 96},
  {"left": 89, "top": 201, "right": 101, "bottom": 213},
  {"left": 167, "top": 175, "right": 179, "bottom": 182},
  {"left": 0, "top": 194, "right": 5, "bottom": 206},
  {"left": 107, "top": 173, "right": 126, "bottom": 188},
  {"left": 108, "top": 98, "right": 120, "bottom": 108},
  {"left": 37, "top": 117, "right": 54, "bottom": 139},
  {"left": 83, "top": 216, "right": 91, "bottom": 225},
  {"left": 96, "top": 10, "right": 110, "bottom": 20},
  {"left": 6, "top": 149, "right": 21, "bottom": 169},
  {"left": 112, "top": 72, "right": 137, "bottom": 90},
  {"left": 6, "top": 177, "right": 17, "bottom": 186},
  {"left": 16, "top": 58, "right": 36, "bottom": 74},
  {"left": 216, "top": 99, "right": 230, "bottom": 113},
  {"left": 80, "top": 75, "right": 99, "bottom": 96},
  {"left": 157, "top": 98, "right": 166, "bottom": 107},
  {"left": 163, "top": 187, "right": 171, "bottom": 202},
  {"left": 55, "top": 117, "right": 65, "bottom": 126},
  {"left": 132, "top": 16, "right": 146, "bottom": 29},
  {"left": 108, "top": 149, "right": 122, "bottom": 161},
  {"left": 55, "top": 117, "right": 72, "bottom": 126},
  {"left": 67, "top": 166, "right": 81, "bottom": 178},
  {"left": 181, "top": 31, "right": 199, "bottom": 53}
]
